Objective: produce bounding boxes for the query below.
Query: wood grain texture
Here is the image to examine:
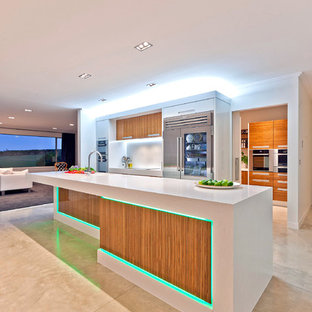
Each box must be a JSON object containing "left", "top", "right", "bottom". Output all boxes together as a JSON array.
[
  {"left": 273, "top": 119, "right": 288, "bottom": 148},
  {"left": 249, "top": 120, "right": 274, "bottom": 149},
  {"left": 58, "top": 188, "right": 100, "bottom": 227},
  {"left": 241, "top": 171, "right": 248, "bottom": 184},
  {"left": 100, "top": 198, "right": 212, "bottom": 303},
  {"left": 116, "top": 112, "right": 162, "bottom": 140},
  {"left": 249, "top": 171, "right": 273, "bottom": 187}
]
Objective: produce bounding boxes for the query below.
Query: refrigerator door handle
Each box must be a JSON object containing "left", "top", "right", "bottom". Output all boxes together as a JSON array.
[
  {"left": 177, "top": 137, "right": 180, "bottom": 171},
  {"left": 180, "top": 137, "right": 184, "bottom": 171}
]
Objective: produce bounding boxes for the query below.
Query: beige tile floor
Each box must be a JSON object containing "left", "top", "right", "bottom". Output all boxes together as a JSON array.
[{"left": 0, "top": 204, "right": 311, "bottom": 312}]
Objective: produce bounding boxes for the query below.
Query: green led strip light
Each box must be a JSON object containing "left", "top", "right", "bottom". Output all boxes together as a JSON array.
[
  {"left": 55, "top": 187, "right": 213, "bottom": 308},
  {"left": 55, "top": 187, "right": 100, "bottom": 230},
  {"left": 99, "top": 248, "right": 213, "bottom": 309},
  {"left": 101, "top": 195, "right": 213, "bottom": 309}
]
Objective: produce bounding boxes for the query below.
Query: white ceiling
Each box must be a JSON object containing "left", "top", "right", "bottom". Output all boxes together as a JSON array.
[{"left": 1, "top": 0, "right": 312, "bottom": 131}]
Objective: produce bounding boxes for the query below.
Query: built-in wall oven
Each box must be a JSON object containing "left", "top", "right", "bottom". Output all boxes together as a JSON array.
[
  {"left": 97, "top": 139, "right": 108, "bottom": 172},
  {"left": 249, "top": 149, "right": 274, "bottom": 172},
  {"left": 250, "top": 149, "right": 287, "bottom": 173},
  {"left": 274, "top": 149, "right": 288, "bottom": 173}
]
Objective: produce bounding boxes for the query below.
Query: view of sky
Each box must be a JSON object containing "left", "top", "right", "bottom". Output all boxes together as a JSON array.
[{"left": 0, "top": 134, "right": 61, "bottom": 151}]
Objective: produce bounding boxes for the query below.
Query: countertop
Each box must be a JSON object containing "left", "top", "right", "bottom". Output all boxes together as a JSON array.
[{"left": 29, "top": 172, "right": 270, "bottom": 206}]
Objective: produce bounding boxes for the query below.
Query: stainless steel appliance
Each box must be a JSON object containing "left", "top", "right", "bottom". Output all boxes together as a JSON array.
[
  {"left": 97, "top": 139, "right": 108, "bottom": 172},
  {"left": 274, "top": 149, "right": 287, "bottom": 173},
  {"left": 249, "top": 149, "right": 274, "bottom": 172},
  {"left": 163, "top": 112, "right": 214, "bottom": 179}
]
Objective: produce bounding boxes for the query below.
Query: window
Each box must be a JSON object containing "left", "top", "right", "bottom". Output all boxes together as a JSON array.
[{"left": 0, "top": 134, "right": 62, "bottom": 167}]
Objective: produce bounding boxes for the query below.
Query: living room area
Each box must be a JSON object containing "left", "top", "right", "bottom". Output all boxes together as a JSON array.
[{"left": 0, "top": 127, "right": 76, "bottom": 212}]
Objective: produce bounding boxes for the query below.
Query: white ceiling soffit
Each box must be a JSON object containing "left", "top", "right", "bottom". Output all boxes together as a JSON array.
[{"left": 1, "top": 0, "right": 312, "bottom": 130}]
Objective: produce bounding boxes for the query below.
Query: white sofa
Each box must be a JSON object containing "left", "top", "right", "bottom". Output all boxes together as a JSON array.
[{"left": 0, "top": 168, "right": 33, "bottom": 195}]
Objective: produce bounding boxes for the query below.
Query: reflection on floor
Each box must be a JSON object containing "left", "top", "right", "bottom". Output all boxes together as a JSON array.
[{"left": 0, "top": 204, "right": 311, "bottom": 311}]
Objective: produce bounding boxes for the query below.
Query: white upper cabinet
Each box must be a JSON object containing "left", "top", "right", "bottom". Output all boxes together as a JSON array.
[{"left": 162, "top": 98, "right": 214, "bottom": 119}]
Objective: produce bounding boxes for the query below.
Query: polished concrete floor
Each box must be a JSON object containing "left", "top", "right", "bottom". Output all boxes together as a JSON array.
[{"left": 0, "top": 204, "right": 311, "bottom": 312}]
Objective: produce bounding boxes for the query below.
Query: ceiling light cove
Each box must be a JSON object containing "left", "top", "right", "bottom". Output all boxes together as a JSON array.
[
  {"left": 25, "top": 109, "right": 33, "bottom": 112},
  {"left": 89, "top": 76, "right": 239, "bottom": 118},
  {"left": 8, "top": 116, "right": 15, "bottom": 119},
  {"left": 134, "top": 41, "right": 153, "bottom": 51},
  {"left": 78, "top": 73, "right": 92, "bottom": 79},
  {"left": 146, "top": 83, "right": 156, "bottom": 87}
]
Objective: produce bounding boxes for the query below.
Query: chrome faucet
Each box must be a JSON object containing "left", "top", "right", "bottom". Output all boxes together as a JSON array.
[{"left": 87, "top": 150, "right": 103, "bottom": 173}]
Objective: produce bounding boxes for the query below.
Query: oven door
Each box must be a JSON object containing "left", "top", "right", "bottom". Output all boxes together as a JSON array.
[
  {"left": 253, "top": 155, "right": 270, "bottom": 171},
  {"left": 250, "top": 150, "right": 274, "bottom": 172}
]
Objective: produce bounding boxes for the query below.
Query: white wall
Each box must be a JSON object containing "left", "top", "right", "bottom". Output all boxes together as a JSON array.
[
  {"left": 232, "top": 111, "right": 241, "bottom": 182},
  {"left": 298, "top": 75, "right": 312, "bottom": 226},
  {"left": 78, "top": 109, "right": 96, "bottom": 168},
  {"left": 232, "top": 74, "right": 300, "bottom": 229}
]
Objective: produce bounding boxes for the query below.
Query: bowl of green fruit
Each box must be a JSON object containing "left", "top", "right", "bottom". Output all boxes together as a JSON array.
[{"left": 196, "top": 179, "right": 240, "bottom": 189}]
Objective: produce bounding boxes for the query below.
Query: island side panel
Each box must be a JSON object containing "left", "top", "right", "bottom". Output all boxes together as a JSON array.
[
  {"left": 58, "top": 188, "right": 100, "bottom": 227},
  {"left": 99, "top": 198, "right": 212, "bottom": 304}
]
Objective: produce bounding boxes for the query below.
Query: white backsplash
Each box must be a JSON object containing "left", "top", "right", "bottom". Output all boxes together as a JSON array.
[{"left": 109, "top": 138, "right": 162, "bottom": 169}]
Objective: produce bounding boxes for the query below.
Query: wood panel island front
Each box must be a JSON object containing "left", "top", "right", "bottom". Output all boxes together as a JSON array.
[{"left": 30, "top": 172, "right": 273, "bottom": 312}]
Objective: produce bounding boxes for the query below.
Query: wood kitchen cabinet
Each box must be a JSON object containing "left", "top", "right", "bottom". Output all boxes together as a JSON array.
[
  {"left": 273, "top": 119, "right": 287, "bottom": 148},
  {"left": 241, "top": 170, "right": 248, "bottom": 184},
  {"left": 249, "top": 120, "right": 274, "bottom": 149},
  {"left": 116, "top": 112, "right": 162, "bottom": 140},
  {"left": 273, "top": 172, "right": 287, "bottom": 201}
]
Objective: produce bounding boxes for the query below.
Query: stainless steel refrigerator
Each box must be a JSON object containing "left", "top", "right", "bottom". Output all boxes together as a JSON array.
[{"left": 163, "top": 111, "right": 214, "bottom": 179}]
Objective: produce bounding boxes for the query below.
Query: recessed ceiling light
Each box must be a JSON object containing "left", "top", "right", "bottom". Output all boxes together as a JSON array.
[
  {"left": 25, "top": 109, "right": 33, "bottom": 112},
  {"left": 69, "top": 123, "right": 75, "bottom": 127},
  {"left": 134, "top": 41, "right": 153, "bottom": 51},
  {"left": 98, "top": 98, "right": 107, "bottom": 102},
  {"left": 8, "top": 116, "right": 15, "bottom": 119},
  {"left": 52, "top": 127, "right": 57, "bottom": 130},
  {"left": 146, "top": 83, "right": 156, "bottom": 87},
  {"left": 78, "top": 73, "right": 92, "bottom": 79}
]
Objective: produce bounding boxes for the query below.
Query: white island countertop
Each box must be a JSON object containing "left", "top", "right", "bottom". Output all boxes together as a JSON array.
[
  {"left": 29, "top": 171, "right": 270, "bottom": 206},
  {"left": 29, "top": 171, "right": 273, "bottom": 312}
]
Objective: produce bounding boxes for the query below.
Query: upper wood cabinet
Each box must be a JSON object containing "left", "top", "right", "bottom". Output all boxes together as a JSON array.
[
  {"left": 273, "top": 119, "right": 287, "bottom": 148},
  {"left": 116, "top": 112, "right": 162, "bottom": 140},
  {"left": 249, "top": 120, "right": 274, "bottom": 149}
]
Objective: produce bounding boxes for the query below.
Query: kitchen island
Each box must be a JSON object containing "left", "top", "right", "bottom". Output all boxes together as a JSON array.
[{"left": 29, "top": 172, "right": 272, "bottom": 312}]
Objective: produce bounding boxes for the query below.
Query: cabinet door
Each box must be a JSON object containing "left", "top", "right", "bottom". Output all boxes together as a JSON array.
[
  {"left": 241, "top": 171, "right": 248, "bottom": 184},
  {"left": 274, "top": 119, "right": 287, "bottom": 149},
  {"left": 146, "top": 112, "right": 162, "bottom": 138},
  {"left": 249, "top": 121, "right": 274, "bottom": 149},
  {"left": 116, "top": 119, "right": 124, "bottom": 140}
]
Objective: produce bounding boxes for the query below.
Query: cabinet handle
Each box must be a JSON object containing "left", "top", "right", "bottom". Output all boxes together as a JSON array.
[
  {"left": 278, "top": 173, "right": 287, "bottom": 177},
  {"left": 252, "top": 145, "right": 269, "bottom": 149},
  {"left": 278, "top": 145, "right": 288, "bottom": 148},
  {"left": 277, "top": 188, "right": 287, "bottom": 191},
  {"left": 252, "top": 172, "right": 269, "bottom": 176},
  {"left": 122, "top": 136, "right": 132, "bottom": 139},
  {"left": 148, "top": 133, "right": 160, "bottom": 137},
  {"left": 252, "top": 179, "right": 270, "bottom": 183},
  {"left": 178, "top": 109, "right": 195, "bottom": 114},
  {"left": 277, "top": 180, "right": 287, "bottom": 184}
]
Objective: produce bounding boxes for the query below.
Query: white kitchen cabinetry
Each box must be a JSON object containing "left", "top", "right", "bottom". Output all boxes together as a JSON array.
[{"left": 162, "top": 98, "right": 214, "bottom": 119}]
